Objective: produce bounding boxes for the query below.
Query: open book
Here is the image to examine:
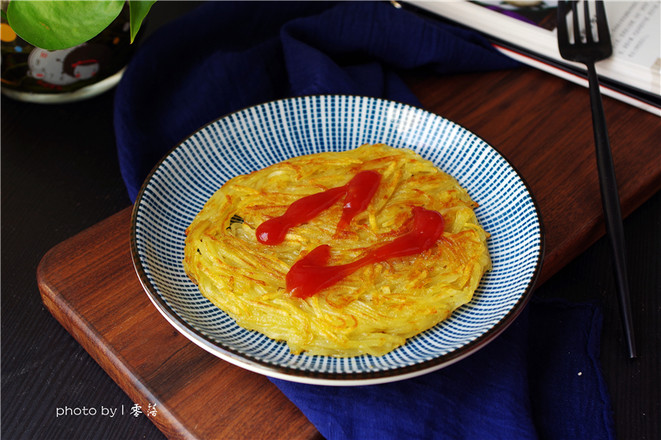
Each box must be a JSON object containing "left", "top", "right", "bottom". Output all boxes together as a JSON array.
[{"left": 405, "top": 1, "right": 661, "bottom": 116}]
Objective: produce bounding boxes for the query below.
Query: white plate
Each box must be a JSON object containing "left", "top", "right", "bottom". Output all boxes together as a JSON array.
[{"left": 131, "top": 95, "right": 544, "bottom": 385}]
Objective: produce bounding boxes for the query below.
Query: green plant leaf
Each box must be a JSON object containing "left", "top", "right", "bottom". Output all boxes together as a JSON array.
[
  {"left": 128, "top": 0, "right": 156, "bottom": 43},
  {"left": 7, "top": 0, "right": 124, "bottom": 50}
]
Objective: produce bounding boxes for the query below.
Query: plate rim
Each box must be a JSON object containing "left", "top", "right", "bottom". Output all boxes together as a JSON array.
[{"left": 130, "top": 94, "right": 545, "bottom": 386}]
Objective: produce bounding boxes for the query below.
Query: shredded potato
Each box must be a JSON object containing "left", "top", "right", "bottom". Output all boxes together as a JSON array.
[{"left": 183, "top": 144, "right": 491, "bottom": 356}]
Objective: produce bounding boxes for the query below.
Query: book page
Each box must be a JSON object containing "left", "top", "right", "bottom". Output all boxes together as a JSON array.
[
  {"left": 471, "top": 0, "right": 558, "bottom": 31},
  {"left": 471, "top": 1, "right": 659, "bottom": 69},
  {"left": 406, "top": 0, "right": 660, "bottom": 97},
  {"left": 608, "top": 2, "right": 660, "bottom": 70}
]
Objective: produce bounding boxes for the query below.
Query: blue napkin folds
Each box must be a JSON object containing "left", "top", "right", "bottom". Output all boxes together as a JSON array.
[{"left": 114, "top": 1, "right": 515, "bottom": 201}]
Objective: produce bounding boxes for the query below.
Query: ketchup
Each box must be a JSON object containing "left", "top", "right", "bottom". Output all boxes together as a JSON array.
[
  {"left": 256, "top": 186, "right": 345, "bottom": 245},
  {"left": 287, "top": 207, "right": 445, "bottom": 298},
  {"left": 336, "top": 171, "right": 382, "bottom": 235},
  {"left": 256, "top": 170, "right": 381, "bottom": 245}
]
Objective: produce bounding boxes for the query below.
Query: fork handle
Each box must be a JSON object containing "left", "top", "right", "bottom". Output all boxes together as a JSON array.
[{"left": 586, "top": 62, "right": 637, "bottom": 358}]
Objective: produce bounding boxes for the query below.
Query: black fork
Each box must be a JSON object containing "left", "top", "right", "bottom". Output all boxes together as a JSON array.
[{"left": 557, "top": 0, "right": 636, "bottom": 358}]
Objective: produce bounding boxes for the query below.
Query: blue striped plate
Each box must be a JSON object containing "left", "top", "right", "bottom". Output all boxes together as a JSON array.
[{"left": 131, "top": 95, "right": 544, "bottom": 385}]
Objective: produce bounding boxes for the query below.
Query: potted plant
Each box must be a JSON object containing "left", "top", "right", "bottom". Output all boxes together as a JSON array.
[{"left": 1, "top": 0, "right": 156, "bottom": 103}]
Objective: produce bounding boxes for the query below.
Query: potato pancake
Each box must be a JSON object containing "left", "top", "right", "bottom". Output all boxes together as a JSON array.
[{"left": 183, "top": 143, "right": 491, "bottom": 357}]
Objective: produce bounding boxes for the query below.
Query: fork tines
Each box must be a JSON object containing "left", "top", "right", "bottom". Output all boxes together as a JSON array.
[{"left": 557, "top": 0, "right": 612, "bottom": 61}]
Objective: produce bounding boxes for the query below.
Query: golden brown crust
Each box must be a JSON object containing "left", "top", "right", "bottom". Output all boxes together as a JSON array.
[{"left": 183, "top": 144, "right": 490, "bottom": 356}]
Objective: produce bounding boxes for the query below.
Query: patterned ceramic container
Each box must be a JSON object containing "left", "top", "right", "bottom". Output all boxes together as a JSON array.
[
  {"left": 1, "top": 7, "right": 134, "bottom": 103},
  {"left": 131, "top": 95, "right": 544, "bottom": 385}
]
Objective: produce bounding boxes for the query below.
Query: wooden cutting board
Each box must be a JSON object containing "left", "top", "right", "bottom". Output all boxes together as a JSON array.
[{"left": 37, "top": 68, "right": 661, "bottom": 440}]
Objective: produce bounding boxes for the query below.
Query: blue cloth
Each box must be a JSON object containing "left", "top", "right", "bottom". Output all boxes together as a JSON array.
[
  {"left": 113, "top": 2, "right": 614, "bottom": 439},
  {"left": 273, "top": 298, "right": 614, "bottom": 440},
  {"left": 114, "top": 1, "right": 516, "bottom": 201}
]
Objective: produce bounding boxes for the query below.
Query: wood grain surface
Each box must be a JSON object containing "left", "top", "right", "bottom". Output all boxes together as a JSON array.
[
  {"left": 38, "top": 208, "right": 323, "bottom": 440},
  {"left": 36, "top": 67, "right": 660, "bottom": 439},
  {"left": 407, "top": 69, "right": 661, "bottom": 282}
]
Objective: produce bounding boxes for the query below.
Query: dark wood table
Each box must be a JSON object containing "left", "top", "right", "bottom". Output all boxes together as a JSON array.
[{"left": 2, "top": 3, "right": 659, "bottom": 440}]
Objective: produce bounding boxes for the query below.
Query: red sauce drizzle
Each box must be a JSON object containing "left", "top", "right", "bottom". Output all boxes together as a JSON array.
[
  {"left": 256, "top": 170, "right": 381, "bottom": 245},
  {"left": 286, "top": 206, "right": 445, "bottom": 298},
  {"left": 336, "top": 170, "right": 382, "bottom": 235}
]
